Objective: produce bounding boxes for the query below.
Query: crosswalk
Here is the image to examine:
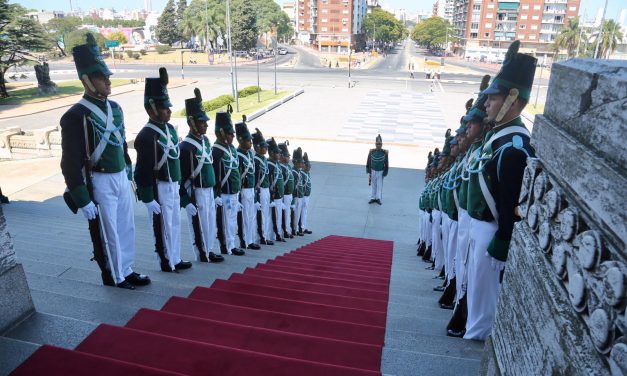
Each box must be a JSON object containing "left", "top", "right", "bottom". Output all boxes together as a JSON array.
[{"left": 337, "top": 90, "right": 447, "bottom": 146}]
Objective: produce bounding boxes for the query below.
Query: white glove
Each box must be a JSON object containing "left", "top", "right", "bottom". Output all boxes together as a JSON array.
[
  {"left": 145, "top": 200, "right": 161, "bottom": 215},
  {"left": 486, "top": 252, "right": 506, "bottom": 272},
  {"left": 282, "top": 203, "right": 288, "bottom": 211},
  {"left": 269, "top": 201, "right": 276, "bottom": 208},
  {"left": 80, "top": 201, "right": 98, "bottom": 220},
  {"left": 185, "top": 203, "right": 197, "bottom": 216},
  {"left": 255, "top": 202, "right": 262, "bottom": 211},
  {"left": 214, "top": 197, "right": 223, "bottom": 206},
  {"left": 237, "top": 202, "right": 244, "bottom": 212}
]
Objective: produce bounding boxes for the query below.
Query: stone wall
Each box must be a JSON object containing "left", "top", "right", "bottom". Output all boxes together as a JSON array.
[
  {"left": 0, "top": 205, "right": 34, "bottom": 333},
  {"left": 482, "top": 59, "right": 627, "bottom": 375}
]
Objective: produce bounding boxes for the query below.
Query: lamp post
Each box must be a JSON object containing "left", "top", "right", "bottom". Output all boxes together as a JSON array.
[
  {"left": 256, "top": 48, "right": 260, "bottom": 103},
  {"left": 348, "top": 33, "right": 352, "bottom": 88},
  {"left": 180, "top": 50, "right": 184, "bottom": 79},
  {"left": 274, "top": 39, "right": 278, "bottom": 95},
  {"left": 226, "top": 0, "right": 236, "bottom": 100}
]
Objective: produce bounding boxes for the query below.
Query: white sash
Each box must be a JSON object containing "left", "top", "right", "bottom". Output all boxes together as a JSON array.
[
  {"left": 212, "top": 143, "right": 235, "bottom": 187},
  {"left": 254, "top": 155, "right": 268, "bottom": 189},
  {"left": 145, "top": 123, "right": 176, "bottom": 170},
  {"left": 78, "top": 98, "right": 123, "bottom": 165},
  {"left": 268, "top": 161, "right": 281, "bottom": 189},
  {"left": 237, "top": 151, "right": 255, "bottom": 179},
  {"left": 184, "top": 136, "right": 212, "bottom": 179},
  {"left": 478, "top": 124, "right": 529, "bottom": 223}
]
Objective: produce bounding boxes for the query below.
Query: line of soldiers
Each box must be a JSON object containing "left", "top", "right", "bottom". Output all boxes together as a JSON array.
[
  {"left": 416, "top": 40, "right": 537, "bottom": 340},
  {"left": 60, "top": 34, "right": 313, "bottom": 290}
]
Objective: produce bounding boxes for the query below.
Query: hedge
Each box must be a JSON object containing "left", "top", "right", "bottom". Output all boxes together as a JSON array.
[{"left": 237, "top": 86, "right": 261, "bottom": 98}]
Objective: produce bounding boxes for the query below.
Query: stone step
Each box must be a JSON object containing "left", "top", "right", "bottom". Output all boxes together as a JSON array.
[
  {"left": 0, "top": 336, "right": 40, "bottom": 376},
  {"left": 4, "top": 311, "right": 96, "bottom": 350}
]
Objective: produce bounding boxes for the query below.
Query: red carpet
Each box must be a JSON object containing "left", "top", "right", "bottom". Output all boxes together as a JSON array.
[{"left": 11, "top": 236, "right": 393, "bottom": 375}]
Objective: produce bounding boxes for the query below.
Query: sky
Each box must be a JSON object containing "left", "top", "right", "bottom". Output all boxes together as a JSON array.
[{"left": 11, "top": 0, "right": 627, "bottom": 23}]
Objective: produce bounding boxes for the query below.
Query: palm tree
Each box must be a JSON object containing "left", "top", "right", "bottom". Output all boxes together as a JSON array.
[
  {"left": 595, "top": 19, "right": 623, "bottom": 59},
  {"left": 181, "top": 0, "right": 225, "bottom": 51},
  {"left": 555, "top": 16, "right": 582, "bottom": 58}
]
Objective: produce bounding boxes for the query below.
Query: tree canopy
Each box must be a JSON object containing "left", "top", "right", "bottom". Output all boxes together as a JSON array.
[
  {"left": 44, "top": 16, "right": 82, "bottom": 56},
  {"left": 411, "top": 17, "right": 455, "bottom": 50},
  {"left": 363, "top": 9, "right": 407, "bottom": 44},
  {"left": 156, "top": 0, "right": 181, "bottom": 45},
  {"left": 0, "top": 0, "right": 49, "bottom": 97},
  {"left": 230, "top": 0, "right": 258, "bottom": 51}
]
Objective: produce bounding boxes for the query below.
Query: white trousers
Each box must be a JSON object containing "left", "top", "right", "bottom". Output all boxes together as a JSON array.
[
  {"left": 293, "top": 197, "right": 304, "bottom": 232},
  {"left": 258, "top": 187, "right": 272, "bottom": 242},
  {"left": 282, "top": 194, "right": 293, "bottom": 233},
  {"left": 220, "top": 193, "right": 239, "bottom": 252},
  {"left": 424, "top": 211, "right": 432, "bottom": 247},
  {"left": 441, "top": 214, "right": 451, "bottom": 272},
  {"left": 456, "top": 209, "right": 471, "bottom": 301},
  {"left": 464, "top": 218, "right": 500, "bottom": 341},
  {"left": 446, "top": 219, "right": 458, "bottom": 282},
  {"left": 431, "top": 210, "right": 442, "bottom": 267},
  {"left": 156, "top": 181, "right": 182, "bottom": 269},
  {"left": 92, "top": 171, "right": 135, "bottom": 284},
  {"left": 186, "top": 187, "right": 216, "bottom": 260},
  {"left": 417, "top": 209, "right": 424, "bottom": 242},
  {"left": 370, "top": 170, "right": 383, "bottom": 200},
  {"left": 301, "top": 196, "right": 310, "bottom": 230},
  {"left": 240, "top": 188, "right": 256, "bottom": 246},
  {"left": 270, "top": 198, "right": 283, "bottom": 241}
]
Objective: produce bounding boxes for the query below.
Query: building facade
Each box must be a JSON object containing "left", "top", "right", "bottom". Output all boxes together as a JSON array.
[
  {"left": 452, "top": 0, "right": 581, "bottom": 56},
  {"left": 296, "top": 0, "right": 368, "bottom": 52}
]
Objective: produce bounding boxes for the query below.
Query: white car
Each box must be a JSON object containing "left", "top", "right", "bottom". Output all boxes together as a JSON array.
[{"left": 278, "top": 48, "right": 288, "bottom": 55}]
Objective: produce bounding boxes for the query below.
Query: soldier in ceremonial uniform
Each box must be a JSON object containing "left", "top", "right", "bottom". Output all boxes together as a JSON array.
[
  {"left": 366, "top": 134, "right": 389, "bottom": 204},
  {"left": 60, "top": 33, "right": 150, "bottom": 289},
  {"left": 267, "top": 138, "right": 286, "bottom": 242},
  {"left": 252, "top": 128, "right": 274, "bottom": 245},
  {"left": 179, "top": 89, "right": 224, "bottom": 264},
  {"left": 278, "top": 141, "right": 295, "bottom": 239},
  {"left": 299, "top": 152, "right": 313, "bottom": 235},
  {"left": 291, "top": 147, "right": 305, "bottom": 236},
  {"left": 235, "top": 117, "right": 261, "bottom": 250},
  {"left": 134, "top": 68, "right": 192, "bottom": 273},
  {"left": 464, "top": 41, "right": 536, "bottom": 340},
  {"left": 212, "top": 106, "right": 246, "bottom": 256}
]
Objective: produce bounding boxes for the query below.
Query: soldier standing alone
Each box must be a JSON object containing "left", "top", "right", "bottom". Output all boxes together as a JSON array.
[{"left": 367, "top": 134, "right": 389, "bottom": 204}]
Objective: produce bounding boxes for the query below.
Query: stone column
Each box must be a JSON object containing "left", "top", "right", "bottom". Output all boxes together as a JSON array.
[
  {"left": 0, "top": 205, "right": 34, "bottom": 333},
  {"left": 481, "top": 59, "right": 627, "bottom": 375}
]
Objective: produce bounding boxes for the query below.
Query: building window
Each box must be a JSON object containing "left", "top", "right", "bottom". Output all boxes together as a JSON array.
[
  {"left": 519, "top": 33, "right": 525, "bottom": 38},
  {"left": 322, "top": 9, "right": 328, "bottom": 13},
  {"left": 488, "top": 4, "right": 494, "bottom": 8},
  {"left": 343, "top": 9, "right": 349, "bottom": 14},
  {"left": 321, "top": 18, "right": 327, "bottom": 22},
  {"left": 531, "top": 24, "right": 537, "bottom": 30},
  {"left": 521, "top": 14, "right": 527, "bottom": 20},
  {"left": 471, "top": 23, "right": 479, "bottom": 29},
  {"left": 519, "top": 24, "right": 526, "bottom": 29},
  {"left": 569, "top": 6, "right": 577, "bottom": 11},
  {"left": 529, "top": 34, "right": 536, "bottom": 39},
  {"left": 533, "top": 5, "right": 540, "bottom": 10},
  {"left": 485, "top": 23, "right": 492, "bottom": 28},
  {"left": 532, "top": 15, "right": 539, "bottom": 20},
  {"left": 485, "top": 32, "right": 490, "bottom": 38},
  {"left": 473, "top": 4, "right": 481, "bottom": 10},
  {"left": 321, "top": 27, "right": 328, "bottom": 31},
  {"left": 342, "top": 28, "right": 348, "bottom": 32},
  {"left": 487, "top": 13, "right": 493, "bottom": 18},
  {"left": 470, "top": 32, "right": 478, "bottom": 38},
  {"left": 522, "top": 4, "right": 528, "bottom": 9}
]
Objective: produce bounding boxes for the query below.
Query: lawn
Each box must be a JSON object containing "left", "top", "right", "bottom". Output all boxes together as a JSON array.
[
  {"left": 173, "top": 90, "right": 291, "bottom": 121},
  {"left": 0, "top": 79, "right": 132, "bottom": 105}
]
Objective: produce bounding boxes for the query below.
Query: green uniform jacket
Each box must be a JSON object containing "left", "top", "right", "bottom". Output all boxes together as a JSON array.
[
  {"left": 238, "top": 148, "right": 256, "bottom": 189},
  {"left": 366, "top": 149, "right": 389, "bottom": 176},
  {"left": 212, "top": 141, "right": 241, "bottom": 197},
  {"left": 281, "top": 163, "right": 295, "bottom": 195},
  {"left": 60, "top": 95, "right": 132, "bottom": 208},
  {"left": 179, "top": 133, "right": 216, "bottom": 208},
  {"left": 134, "top": 120, "right": 181, "bottom": 203},
  {"left": 268, "top": 159, "right": 284, "bottom": 200}
]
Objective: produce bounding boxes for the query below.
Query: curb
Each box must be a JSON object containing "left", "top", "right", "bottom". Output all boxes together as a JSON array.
[{"left": 247, "top": 89, "right": 305, "bottom": 122}]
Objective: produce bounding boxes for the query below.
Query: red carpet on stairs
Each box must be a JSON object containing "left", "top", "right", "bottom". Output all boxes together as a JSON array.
[{"left": 11, "top": 235, "right": 393, "bottom": 376}]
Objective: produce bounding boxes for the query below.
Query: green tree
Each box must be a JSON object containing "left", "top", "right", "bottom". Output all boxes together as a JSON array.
[
  {"left": 177, "top": 0, "right": 188, "bottom": 42},
  {"left": 231, "top": 0, "right": 258, "bottom": 51},
  {"left": 156, "top": 0, "right": 181, "bottom": 46},
  {"left": 44, "top": 16, "right": 82, "bottom": 57},
  {"left": 64, "top": 29, "right": 106, "bottom": 54},
  {"left": 595, "top": 19, "right": 623, "bottom": 59},
  {"left": 0, "top": 1, "right": 49, "bottom": 97},
  {"left": 555, "top": 16, "right": 583, "bottom": 58},
  {"left": 181, "top": 0, "right": 226, "bottom": 51},
  {"left": 411, "top": 17, "right": 455, "bottom": 50},
  {"left": 107, "top": 31, "right": 128, "bottom": 45},
  {"left": 363, "top": 9, "right": 406, "bottom": 44}
]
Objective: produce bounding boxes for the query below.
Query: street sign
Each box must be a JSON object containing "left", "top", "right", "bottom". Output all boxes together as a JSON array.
[{"left": 105, "top": 40, "right": 120, "bottom": 48}]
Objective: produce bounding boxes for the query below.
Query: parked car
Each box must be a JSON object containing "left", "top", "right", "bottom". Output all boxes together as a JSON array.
[{"left": 278, "top": 47, "right": 288, "bottom": 55}]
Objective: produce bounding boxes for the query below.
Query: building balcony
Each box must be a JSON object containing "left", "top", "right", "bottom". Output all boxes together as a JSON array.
[
  {"left": 543, "top": 8, "right": 566, "bottom": 14},
  {"left": 544, "top": 0, "right": 567, "bottom": 3}
]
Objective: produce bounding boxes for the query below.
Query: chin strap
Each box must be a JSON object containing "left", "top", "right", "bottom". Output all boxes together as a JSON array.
[
  {"left": 495, "top": 88, "right": 519, "bottom": 123},
  {"left": 81, "top": 74, "right": 106, "bottom": 99}
]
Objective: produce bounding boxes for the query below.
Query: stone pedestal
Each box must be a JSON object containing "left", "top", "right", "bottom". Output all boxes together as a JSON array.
[
  {"left": 0, "top": 205, "right": 34, "bottom": 333},
  {"left": 482, "top": 59, "right": 627, "bottom": 375}
]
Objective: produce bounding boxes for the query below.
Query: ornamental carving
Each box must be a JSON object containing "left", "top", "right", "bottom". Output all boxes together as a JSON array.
[{"left": 518, "top": 159, "right": 626, "bottom": 367}]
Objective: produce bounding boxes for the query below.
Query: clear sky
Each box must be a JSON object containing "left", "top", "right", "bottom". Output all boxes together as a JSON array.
[{"left": 11, "top": 0, "right": 627, "bottom": 23}]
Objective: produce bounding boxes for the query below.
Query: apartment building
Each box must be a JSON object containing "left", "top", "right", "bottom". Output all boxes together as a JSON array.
[
  {"left": 296, "top": 0, "right": 367, "bottom": 52},
  {"left": 452, "top": 0, "right": 581, "bottom": 55}
]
